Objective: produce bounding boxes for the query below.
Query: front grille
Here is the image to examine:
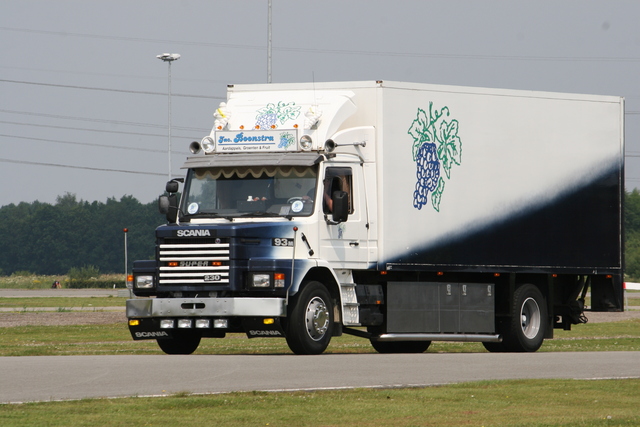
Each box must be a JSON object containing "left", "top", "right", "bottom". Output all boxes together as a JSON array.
[{"left": 158, "top": 239, "right": 230, "bottom": 285}]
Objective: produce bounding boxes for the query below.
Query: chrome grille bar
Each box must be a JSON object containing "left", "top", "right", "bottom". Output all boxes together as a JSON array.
[{"left": 158, "top": 241, "right": 230, "bottom": 285}]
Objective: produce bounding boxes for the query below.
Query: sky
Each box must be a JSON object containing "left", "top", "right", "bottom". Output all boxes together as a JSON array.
[{"left": 2, "top": 0, "right": 640, "bottom": 207}]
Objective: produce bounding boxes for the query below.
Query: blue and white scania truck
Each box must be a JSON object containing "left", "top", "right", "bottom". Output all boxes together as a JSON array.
[{"left": 127, "top": 80, "right": 624, "bottom": 355}]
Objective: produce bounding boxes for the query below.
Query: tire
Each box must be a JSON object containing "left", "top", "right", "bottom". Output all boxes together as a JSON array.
[
  {"left": 370, "top": 340, "right": 431, "bottom": 354},
  {"left": 285, "top": 281, "right": 334, "bottom": 355},
  {"left": 501, "top": 284, "right": 547, "bottom": 352},
  {"left": 156, "top": 331, "right": 202, "bottom": 355},
  {"left": 482, "top": 341, "right": 507, "bottom": 353}
]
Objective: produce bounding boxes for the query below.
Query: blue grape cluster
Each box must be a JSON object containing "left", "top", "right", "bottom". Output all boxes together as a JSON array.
[
  {"left": 413, "top": 142, "right": 440, "bottom": 209},
  {"left": 255, "top": 113, "right": 277, "bottom": 128},
  {"left": 279, "top": 133, "right": 294, "bottom": 149}
]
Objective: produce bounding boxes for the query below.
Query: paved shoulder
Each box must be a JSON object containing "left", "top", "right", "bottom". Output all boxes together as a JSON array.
[{"left": 1, "top": 352, "right": 638, "bottom": 404}]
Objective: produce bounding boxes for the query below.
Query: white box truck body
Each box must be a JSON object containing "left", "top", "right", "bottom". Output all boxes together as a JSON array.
[{"left": 127, "top": 81, "right": 624, "bottom": 354}]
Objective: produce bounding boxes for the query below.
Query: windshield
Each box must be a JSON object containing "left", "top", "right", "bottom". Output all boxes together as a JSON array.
[{"left": 181, "top": 165, "right": 318, "bottom": 219}]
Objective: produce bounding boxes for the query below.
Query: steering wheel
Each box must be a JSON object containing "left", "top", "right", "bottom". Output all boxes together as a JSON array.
[{"left": 287, "top": 197, "right": 303, "bottom": 203}]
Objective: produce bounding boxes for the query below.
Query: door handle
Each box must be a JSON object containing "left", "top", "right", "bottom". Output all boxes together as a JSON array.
[{"left": 349, "top": 241, "right": 359, "bottom": 247}]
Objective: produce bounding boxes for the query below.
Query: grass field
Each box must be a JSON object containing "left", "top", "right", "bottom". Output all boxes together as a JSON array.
[
  {"left": 1, "top": 313, "right": 639, "bottom": 357},
  {"left": 0, "top": 379, "right": 639, "bottom": 426},
  {"left": 0, "top": 274, "right": 125, "bottom": 289},
  {"left": 0, "top": 296, "right": 126, "bottom": 309}
]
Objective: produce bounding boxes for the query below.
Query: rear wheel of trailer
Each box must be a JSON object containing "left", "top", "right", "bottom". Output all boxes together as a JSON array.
[{"left": 484, "top": 283, "right": 547, "bottom": 353}]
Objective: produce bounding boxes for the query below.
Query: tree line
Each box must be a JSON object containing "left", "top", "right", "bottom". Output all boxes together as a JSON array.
[
  {"left": 2, "top": 191, "right": 640, "bottom": 280},
  {"left": 0, "top": 193, "right": 163, "bottom": 276},
  {"left": 624, "top": 189, "right": 640, "bottom": 281}
]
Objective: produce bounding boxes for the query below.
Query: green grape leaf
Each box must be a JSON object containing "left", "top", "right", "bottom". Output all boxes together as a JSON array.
[
  {"left": 437, "top": 119, "right": 462, "bottom": 179},
  {"left": 431, "top": 177, "right": 446, "bottom": 212},
  {"left": 408, "top": 108, "right": 433, "bottom": 160}
]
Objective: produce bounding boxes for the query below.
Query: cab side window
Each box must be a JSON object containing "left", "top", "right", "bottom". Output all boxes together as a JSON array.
[{"left": 322, "top": 167, "right": 353, "bottom": 214}]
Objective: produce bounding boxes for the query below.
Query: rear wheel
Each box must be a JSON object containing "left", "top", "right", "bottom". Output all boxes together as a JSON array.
[
  {"left": 501, "top": 284, "right": 547, "bottom": 352},
  {"left": 482, "top": 340, "right": 507, "bottom": 353},
  {"left": 370, "top": 340, "right": 431, "bottom": 354},
  {"left": 157, "top": 331, "right": 201, "bottom": 355},
  {"left": 285, "top": 281, "right": 334, "bottom": 355}
]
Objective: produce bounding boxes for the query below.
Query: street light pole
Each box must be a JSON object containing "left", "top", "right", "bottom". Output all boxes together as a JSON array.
[
  {"left": 156, "top": 53, "right": 180, "bottom": 180},
  {"left": 123, "top": 228, "right": 128, "bottom": 290},
  {"left": 267, "top": 0, "right": 272, "bottom": 83}
]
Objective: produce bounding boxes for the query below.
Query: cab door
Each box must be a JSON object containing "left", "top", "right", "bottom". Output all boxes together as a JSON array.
[{"left": 318, "top": 164, "right": 370, "bottom": 268}]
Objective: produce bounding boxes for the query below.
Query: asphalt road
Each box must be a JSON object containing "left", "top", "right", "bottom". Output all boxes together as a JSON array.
[{"left": 1, "top": 352, "right": 639, "bottom": 404}]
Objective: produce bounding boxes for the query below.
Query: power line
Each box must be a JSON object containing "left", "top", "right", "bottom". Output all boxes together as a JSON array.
[
  {"left": 0, "top": 120, "right": 199, "bottom": 140},
  {"left": 0, "top": 109, "right": 207, "bottom": 133},
  {"left": 0, "top": 157, "right": 166, "bottom": 176},
  {"left": 1, "top": 108, "right": 160, "bottom": 129},
  {"left": 3, "top": 26, "right": 640, "bottom": 63},
  {"left": 0, "top": 26, "right": 264, "bottom": 51},
  {"left": 0, "top": 133, "right": 176, "bottom": 154},
  {"left": 0, "top": 78, "right": 224, "bottom": 100},
  {"left": 0, "top": 65, "right": 229, "bottom": 85}
]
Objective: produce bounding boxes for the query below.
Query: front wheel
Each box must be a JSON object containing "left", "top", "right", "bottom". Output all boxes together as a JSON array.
[
  {"left": 285, "top": 281, "right": 334, "bottom": 355},
  {"left": 156, "top": 331, "right": 201, "bottom": 355},
  {"left": 501, "top": 284, "right": 548, "bottom": 352}
]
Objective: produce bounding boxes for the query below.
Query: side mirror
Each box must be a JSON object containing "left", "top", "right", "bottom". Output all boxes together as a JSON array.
[
  {"left": 158, "top": 194, "right": 178, "bottom": 223},
  {"left": 331, "top": 191, "right": 349, "bottom": 223},
  {"left": 158, "top": 195, "right": 170, "bottom": 214},
  {"left": 165, "top": 177, "right": 184, "bottom": 193},
  {"left": 166, "top": 181, "right": 179, "bottom": 193}
]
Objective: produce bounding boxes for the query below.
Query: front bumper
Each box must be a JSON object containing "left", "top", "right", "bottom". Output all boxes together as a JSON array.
[{"left": 126, "top": 297, "right": 287, "bottom": 318}]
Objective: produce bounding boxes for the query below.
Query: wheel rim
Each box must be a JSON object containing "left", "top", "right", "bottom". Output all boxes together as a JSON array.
[
  {"left": 305, "top": 296, "right": 329, "bottom": 341},
  {"left": 520, "top": 297, "right": 541, "bottom": 339}
]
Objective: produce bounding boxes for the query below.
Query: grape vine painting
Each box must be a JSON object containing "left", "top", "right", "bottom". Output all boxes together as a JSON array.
[
  {"left": 278, "top": 132, "right": 295, "bottom": 149},
  {"left": 408, "top": 103, "right": 463, "bottom": 212},
  {"left": 255, "top": 101, "right": 301, "bottom": 128}
]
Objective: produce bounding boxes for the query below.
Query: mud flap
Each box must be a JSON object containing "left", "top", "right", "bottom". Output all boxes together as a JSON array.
[
  {"left": 128, "top": 318, "right": 173, "bottom": 340},
  {"left": 242, "top": 317, "right": 286, "bottom": 338}
]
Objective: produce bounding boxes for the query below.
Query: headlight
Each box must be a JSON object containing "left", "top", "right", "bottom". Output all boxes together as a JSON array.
[
  {"left": 299, "top": 134, "right": 312, "bottom": 150},
  {"left": 251, "top": 273, "right": 271, "bottom": 288},
  {"left": 160, "top": 319, "right": 174, "bottom": 329},
  {"left": 201, "top": 136, "right": 215, "bottom": 153},
  {"left": 135, "top": 275, "right": 154, "bottom": 289},
  {"left": 178, "top": 319, "right": 192, "bottom": 329},
  {"left": 195, "top": 319, "right": 211, "bottom": 329}
]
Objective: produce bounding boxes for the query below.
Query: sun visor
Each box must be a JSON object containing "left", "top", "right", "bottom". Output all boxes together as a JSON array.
[{"left": 182, "top": 152, "right": 323, "bottom": 169}]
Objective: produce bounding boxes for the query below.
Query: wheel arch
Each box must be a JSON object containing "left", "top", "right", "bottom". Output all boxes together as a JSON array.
[{"left": 296, "top": 266, "right": 343, "bottom": 324}]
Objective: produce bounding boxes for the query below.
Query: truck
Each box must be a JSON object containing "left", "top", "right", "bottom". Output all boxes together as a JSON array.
[{"left": 126, "top": 80, "right": 624, "bottom": 355}]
